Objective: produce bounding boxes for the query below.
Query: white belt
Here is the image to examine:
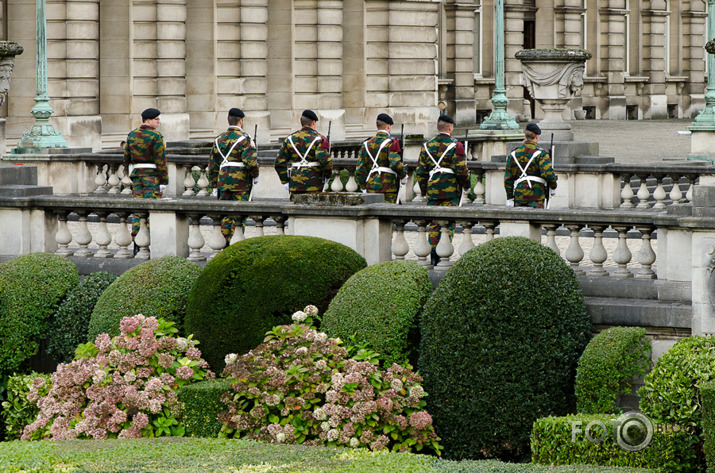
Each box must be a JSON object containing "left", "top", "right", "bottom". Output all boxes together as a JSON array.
[
  {"left": 220, "top": 162, "right": 245, "bottom": 169},
  {"left": 429, "top": 168, "right": 455, "bottom": 179},
  {"left": 369, "top": 166, "right": 397, "bottom": 176},
  {"left": 515, "top": 176, "right": 547, "bottom": 187},
  {"left": 292, "top": 161, "right": 320, "bottom": 168},
  {"left": 133, "top": 163, "right": 157, "bottom": 170}
]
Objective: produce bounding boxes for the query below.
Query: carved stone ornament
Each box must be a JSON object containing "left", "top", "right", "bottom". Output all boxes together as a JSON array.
[
  {"left": 0, "top": 42, "right": 23, "bottom": 107},
  {"left": 706, "top": 39, "right": 715, "bottom": 55}
]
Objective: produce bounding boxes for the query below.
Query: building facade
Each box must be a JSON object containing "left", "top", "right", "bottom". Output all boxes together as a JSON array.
[{"left": 0, "top": 0, "right": 709, "bottom": 150}]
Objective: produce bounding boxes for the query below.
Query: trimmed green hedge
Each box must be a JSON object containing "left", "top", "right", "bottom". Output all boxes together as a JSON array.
[
  {"left": 531, "top": 414, "right": 698, "bottom": 473},
  {"left": 47, "top": 271, "right": 117, "bottom": 364},
  {"left": 702, "top": 380, "right": 715, "bottom": 473},
  {"left": 0, "top": 253, "right": 79, "bottom": 375},
  {"left": 321, "top": 260, "right": 431, "bottom": 365},
  {"left": 184, "top": 235, "right": 366, "bottom": 371},
  {"left": 575, "top": 327, "right": 651, "bottom": 414},
  {"left": 420, "top": 237, "right": 591, "bottom": 461},
  {"left": 0, "top": 372, "right": 51, "bottom": 440},
  {"left": 178, "top": 379, "right": 233, "bottom": 438},
  {"left": 87, "top": 257, "right": 201, "bottom": 341},
  {"left": 0, "top": 438, "right": 658, "bottom": 472}
]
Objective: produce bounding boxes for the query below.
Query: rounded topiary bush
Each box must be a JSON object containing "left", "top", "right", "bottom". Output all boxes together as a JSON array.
[
  {"left": 184, "top": 235, "right": 366, "bottom": 371},
  {"left": 47, "top": 271, "right": 118, "bottom": 364},
  {"left": 321, "top": 260, "right": 431, "bottom": 365},
  {"left": 0, "top": 253, "right": 79, "bottom": 375},
  {"left": 419, "top": 236, "right": 591, "bottom": 461},
  {"left": 575, "top": 326, "right": 651, "bottom": 415},
  {"left": 87, "top": 257, "right": 201, "bottom": 341}
]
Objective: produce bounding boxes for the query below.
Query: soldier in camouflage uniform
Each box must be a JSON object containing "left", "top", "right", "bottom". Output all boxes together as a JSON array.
[
  {"left": 123, "top": 108, "right": 168, "bottom": 252},
  {"left": 356, "top": 113, "right": 406, "bottom": 204},
  {"left": 275, "top": 110, "right": 332, "bottom": 200},
  {"left": 415, "top": 115, "right": 471, "bottom": 265},
  {"left": 504, "top": 122, "right": 557, "bottom": 209},
  {"left": 208, "top": 108, "right": 259, "bottom": 245}
]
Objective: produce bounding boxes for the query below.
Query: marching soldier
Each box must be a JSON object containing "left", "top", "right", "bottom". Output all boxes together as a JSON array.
[
  {"left": 504, "top": 122, "right": 557, "bottom": 209},
  {"left": 123, "top": 107, "right": 168, "bottom": 253},
  {"left": 274, "top": 109, "right": 332, "bottom": 200},
  {"left": 415, "top": 114, "right": 470, "bottom": 266},
  {"left": 208, "top": 108, "right": 259, "bottom": 245},
  {"left": 355, "top": 113, "right": 406, "bottom": 203}
]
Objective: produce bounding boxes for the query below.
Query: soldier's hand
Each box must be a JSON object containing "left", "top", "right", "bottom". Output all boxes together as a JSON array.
[
  {"left": 506, "top": 199, "right": 515, "bottom": 208},
  {"left": 400, "top": 176, "right": 408, "bottom": 186},
  {"left": 212, "top": 188, "right": 218, "bottom": 198},
  {"left": 159, "top": 185, "right": 166, "bottom": 195},
  {"left": 283, "top": 183, "right": 290, "bottom": 192},
  {"left": 550, "top": 188, "right": 557, "bottom": 197},
  {"left": 253, "top": 178, "right": 259, "bottom": 186}
]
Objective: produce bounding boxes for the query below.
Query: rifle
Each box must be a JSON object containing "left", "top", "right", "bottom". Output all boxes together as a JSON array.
[
  {"left": 324, "top": 121, "right": 332, "bottom": 191},
  {"left": 546, "top": 132, "right": 554, "bottom": 209},
  {"left": 248, "top": 124, "right": 258, "bottom": 202},
  {"left": 459, "top": 131, "right": 469, "bottom": 207},
  {"left": 396, "top": 124, "right": 405, "bottom": 204}
]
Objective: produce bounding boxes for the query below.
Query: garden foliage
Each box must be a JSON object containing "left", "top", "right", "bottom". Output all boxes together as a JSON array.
[
  {"left": 0, "top": 372, "right": 51, "bottom": 440},
  {"left": 419, "top": 237, "right": 591, "bottom": 461},
  {"left": 220, "top": 306, "right": 441, "bottom": 454},
  {"left": 701, "top": 380, "right": 715, "bottom": 472},
  {"left": 48, "top": 271, "right": 118, "bottom": 364},
  {"left": 639, "top": 336, "right": 715, "bottom": 437},
  {"left": 531, "top": 414, "right": 698, "bottom": 473},
  {"left": 87, "top": 257, "right": 201, "bottom": 340},
  {"left": 322, "top": 260, "right": 431, "bottom": 366},
  {"left": 177, "top": 378, "right": 233, "bottom": 438},
  {"left": 184, "top": 235, "right": 367, "bottom": 370},
  {"left": 22, "top": 314, "right": 214, "bottom": 440},
  {"left": 0, "top": 253, "right": 79, "bottom": 375},
  {"left": 575, "top": 327, "right": 651, "bottom": 414}
]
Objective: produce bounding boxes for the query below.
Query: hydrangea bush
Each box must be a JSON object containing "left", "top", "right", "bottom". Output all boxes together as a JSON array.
[
  {"left": 22, "top": 314, "right": 214, "bottom": 441},
  {"left": 220, "top": 306, "right": 441, "bottom": 454}
]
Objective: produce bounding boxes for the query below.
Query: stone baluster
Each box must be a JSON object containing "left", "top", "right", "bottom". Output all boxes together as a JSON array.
[
  {"left": 612, "top": 226, "right": 634, "bottom": 278},
  {"left": 345, "top": 171, "right": 359, "bottom": 192},
  {"left": 183, "top": 165, "right": 197, "bottom": 196},
  {"left": 114, "top": 212, "right": 134, "bottom": 259},
  {"left": 669, "top": 175, "right": 683, "bottom": 206},
  {"left": 94, "top": 164, "right": 108, "bottom": 194},
  {"left": 120, "top": 165, "right": 132, "bottom": 195},
  {"left": 473, "top": 172, "right": 485, "bottom": 205},
  {"left": 412, "top": 180, "right": 423, "bottom": 202},
  {"left": 686, "top": 177, "right": 695, "bottom": 202},
  {"left": 73, "top": 212, "right": 94, "bottom": 257},
  {"left": 134, "top": 214, "right": 151, "bottom": 260},
  {"left": 229, "top": 217, "right": 246, "bottom": 245},
  {"left": 392, "top": 220, "right": 409, "bottom": 260},
  {"left": 196, "top": 166, "right": 210, "bottom": 196},
  {"left": 252, "top": 215, "right": 266, "bottom": 237},
  {"left": 620, "top": 174, "right": 635, "bottom": 208},
  {"left": 107, "top": 165, "right": 122, "bottom": 194},
  {"left": 55, "top": 211, "right": 74, "bottom": 257},
  {"left": 94, "top": 212, "right": 113, "bottom": 258},
  {"left": 273, "top": 216, "right": 286, "bottom": 235},
  {"left": 457, "top": 220, "right": 476, "bottom": 257},
  {"left": 564, "top": 225, "right": 585, "bottom": 275},
  {"left": 435, "top": 220, "right": 454, "bottom": 268},
  {"left": 207, "top": 215, "right": 227, "bottom": 255},
  {"left": 588, "top": 225, "right": 609, "bottom": 277},
  {"left": 635, "top": 174, "right": 651, "bottom": 209},
  {"left": 331, "top": 170, "right": 344, "bottom": 192},
  {"left": 652, "top": 175, "right": 667, "bottom": 209},
  {"left": 482, "top": 221, "right": 496, "bottom": 241},
  {"left": 543, "top": 224, "right": 560, "bottom": 255},
  {"left": 187, "top": 214, "right": 206, "bottom": 262},
  {"left": 413, "top": 219, "right": 432, "bottom": 266},
  {"left": 635, "top": 226, "right": 657, "bottom": 279}
]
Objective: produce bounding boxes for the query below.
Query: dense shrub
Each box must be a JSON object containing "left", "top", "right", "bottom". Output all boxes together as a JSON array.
[
  {"left": 178, "top": 378, "right": 233, "bottom": 438},
  {"left": 87, "top": 257, "right": 201, "bottom": 341},
  {"left": 702, "top": 380, "right": 715, "bottom": 472},
  {"left": 48, "top": 271, "right": 118, "bottom": 364},
  {"left": 639, "top": 336, "right": 715, "bottom": 437},
  {"left": 575, "top": 327, "right": 651, "bottom": 414},
  {"left": 0, "top": 372, "right": 51, "bottom": 440},
  {"left": 185, "top": 235, "right": 366, "bottom": 371},
  {"left": 220, "top": 306, "right": 441, "bottom": 454},
  {"left": 0, "top": 253, "right": 79, "bottom": 375},
  {"left": 322, "top": 260, "right": 431, "bottom": 365},
  {"left": 531, "top": 414, "right": 698, "bottom": 473},
  {"left": 23, "top": 315, "right": 214, "bottom": 440},
  {"left": 419, "top": 236, "right": 591, "bottom": 461}
]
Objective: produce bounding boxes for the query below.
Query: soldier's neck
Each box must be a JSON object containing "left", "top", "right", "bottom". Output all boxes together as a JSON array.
[{"left": 229, "top": 126, "right": 244, "bottom": 131}]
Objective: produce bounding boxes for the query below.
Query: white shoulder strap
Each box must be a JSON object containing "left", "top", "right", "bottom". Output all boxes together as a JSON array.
[
  {"left": 289, "top": 135, "right": 322, "bottom": 165},
  {"left": 511, "top": 149, "right": 542, "bottom": 188},
  {"left": 215, "top": 135, "right": 247, "bottom": 167},
  {"left": 365, "top": 139, "right": 392, "bottom": 170},
  {"left": 424, "top": 142, "right": 457, "bottom": 171}
]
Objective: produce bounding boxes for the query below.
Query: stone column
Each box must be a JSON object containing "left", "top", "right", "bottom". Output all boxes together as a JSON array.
[
  {"left": 683, "top": 6, "right": 708, "bottom": 117},
  {"left": 443, "top": 1, "right": 477, "bottom": 125},
  {"left": 342, "top": 0, "right": 367, "bottom": 126},
  {"left": 156, "top": 0, "right": 189, "bottom": 142},
  {"left": 266, "top": 0, "right": 293, "bottom": 132},
  {"left": 364, "top": 0, "right": 388, "bottom": 121},
  {"left": 315, "top": 1, "right": 344, "bottom": 139},
  {"left": 99, "top": 0, "right": 131, "bottom": 135},
  {"left": 238, "top": 0, "right": 270, "bottom": 142},
  {"left": 600, "top": 3, "right": 627, "bottom": 119},
  {"left": 642, "top": 1, "right": 669, "bottom": 119},
  {"left": 503, "top": 1, "right": 526, "bottom": 118},
  {"left": 186, "top": 0, "right": 216, "bottom": 134},
  {"left": 555, "top": 0, "right": 585, "bottom": 49}
]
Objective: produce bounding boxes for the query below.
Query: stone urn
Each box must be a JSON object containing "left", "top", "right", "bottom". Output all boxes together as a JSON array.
[
  {"left": 0, "top": 42, "right": 23, "bottom": 107},
  {"left": 516, "top": 48, "right": 591, "bottom": 141}
]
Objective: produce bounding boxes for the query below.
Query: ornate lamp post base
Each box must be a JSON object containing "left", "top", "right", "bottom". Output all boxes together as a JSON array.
[{"left": 13, "top": 99, "right": 67, "bottom": 153}]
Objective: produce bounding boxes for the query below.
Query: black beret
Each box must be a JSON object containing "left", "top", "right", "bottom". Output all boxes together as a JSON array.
[
  {"left": 438, "top": 114, "right": 455, "bottom": 124},
  {"left": 228, "top": 108, "right": 245, "bottom": 118},
  {"left": 141, "top": 108, "right": 161, "bottom": 120},
  {"left": 376, "top": 113, "right": 394, "bottom": 125},
  {"left": 525, "top": 122, "right": 542, "bottom": 135},
  {"left": 301, "top": 109, "right": 319, "bottom": 121}
]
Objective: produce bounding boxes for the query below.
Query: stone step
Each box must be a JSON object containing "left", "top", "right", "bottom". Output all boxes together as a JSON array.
[{"left": 585, "top": 296, "right": 691, "bottom": 330}]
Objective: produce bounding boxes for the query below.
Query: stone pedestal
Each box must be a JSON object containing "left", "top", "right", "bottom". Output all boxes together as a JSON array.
[{"left": 688, "top": 128, "right": 715, "bottom": 163}]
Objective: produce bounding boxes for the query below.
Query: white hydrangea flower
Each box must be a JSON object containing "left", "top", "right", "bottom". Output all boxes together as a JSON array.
[
  {"left": 304, "top": 305, "right": 319, "bottom": 316},
  {"left": 292, "top": 311, "right": 308, "bottom": 323},
  {"left": 225, "top": 353, "right": 238, "bottom": 366},
  {"left": 391, "top": 378, "right": 404, "bottom": 392},
  {"left": 350, "top": 437, "right": 360, "bottom": 448},
  {"left": 276, "top": 432, "right": 286, "bottom": 443}
]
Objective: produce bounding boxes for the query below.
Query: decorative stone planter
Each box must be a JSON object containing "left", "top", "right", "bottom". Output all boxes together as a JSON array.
[{"left": 516, "top": 48, "right": 592, "bottom": 141}]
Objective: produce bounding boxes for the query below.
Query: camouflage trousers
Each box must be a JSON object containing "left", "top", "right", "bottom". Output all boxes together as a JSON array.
[
  {"left": 427, "top": 198, "right": 459, "bottom": 248},
  {"left": 131, "top": 175, "right": 161, "bottom": 239},
  {"left": 515, "top": 197, "right": 546, "bottom": 209},
  {"left": 219, "top": 189, "right": 249, "bottom": 244}
]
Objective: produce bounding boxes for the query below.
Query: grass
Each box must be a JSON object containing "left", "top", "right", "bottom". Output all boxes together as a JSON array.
[{"left": 0, "top": 438, "right": 658, "bottom": 473}]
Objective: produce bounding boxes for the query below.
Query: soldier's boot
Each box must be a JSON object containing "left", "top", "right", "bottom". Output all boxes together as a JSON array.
[{"left": 430, "top": 248, "right": 440, "bottom": 266}]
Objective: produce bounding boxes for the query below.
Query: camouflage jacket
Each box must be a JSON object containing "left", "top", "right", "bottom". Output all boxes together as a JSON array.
[
  {"left": 123, "top": 124, "right": 168, "bottom": 185},
  {"left": 355, "top": 130, "right": 406, "bottom": 194},
  {"left": 504, "top": 140, "right": 557, "bottom": 206},
  {"left": 415, "top": 133, "right": 470, "bottom": 202},
  {"left": 275, "top": 127, "right": 332, "bottom": 193},
  {"left": 208, "top": 126, "right": 259, "bottom": 193}
]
